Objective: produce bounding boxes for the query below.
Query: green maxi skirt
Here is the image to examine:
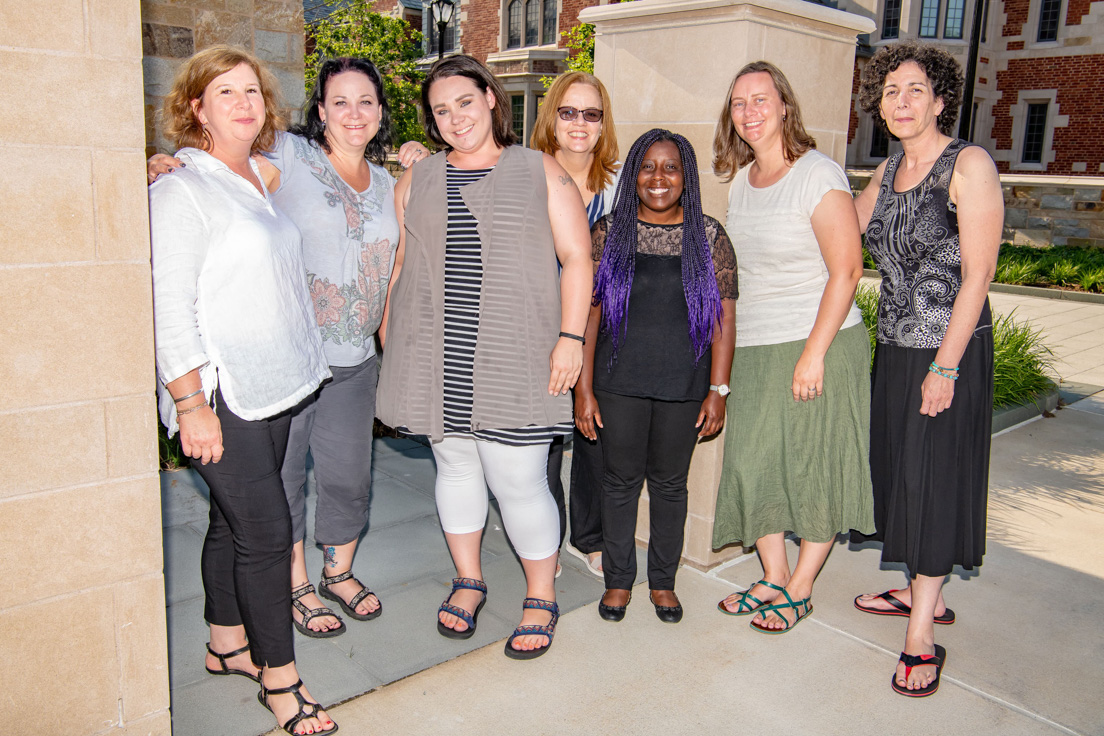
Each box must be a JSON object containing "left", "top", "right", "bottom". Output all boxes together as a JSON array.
[{"left": 712, "top": 323, "right": 876, "bottom": 548}]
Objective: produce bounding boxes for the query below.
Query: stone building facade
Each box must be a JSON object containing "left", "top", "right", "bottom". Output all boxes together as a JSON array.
[{"left": 845, "top": 0, "right": 1104, "bottom": 178}]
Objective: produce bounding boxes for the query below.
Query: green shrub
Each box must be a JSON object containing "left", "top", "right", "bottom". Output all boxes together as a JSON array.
[
  {"left": 1047, "top": 260, "right": 1081, "bottom": 287},
  {"left": 1078, "top": 266, "right": 1104, "bottom": 293},
  {"left": 854, "top": 286, "right": 1056, "bottom": 409},
  {"left": 991, "top": 311, "right": 1057, "bottom": 409},
  {"left": 158, "top": 420, "right": 190, "bottom": 471}
]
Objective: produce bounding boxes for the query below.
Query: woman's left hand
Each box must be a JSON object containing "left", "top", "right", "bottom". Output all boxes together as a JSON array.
[
  {"left": 549, "top": 338, "right": 583, "bottom": 395},
  {"left": 696, "top": 392, "right": 726, "bottom": 438},
  {"left": 919, "top": 370, "right": 955, "bottom": 416},
  {"left": 397, "top": 141, "right": 431, "bottom": 168},
  {"left": 792, "top": 351, "right": 825, "bottom": 402}
]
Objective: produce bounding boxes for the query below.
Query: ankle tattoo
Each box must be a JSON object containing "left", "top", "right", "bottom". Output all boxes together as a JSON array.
[{"left": 324, "top": 546, "right": 337, "bottom": 568}]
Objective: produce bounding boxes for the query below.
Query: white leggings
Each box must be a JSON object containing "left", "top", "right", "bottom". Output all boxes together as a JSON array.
[{"left": 431, "top": 437, "right": 560, "bottom": 560}]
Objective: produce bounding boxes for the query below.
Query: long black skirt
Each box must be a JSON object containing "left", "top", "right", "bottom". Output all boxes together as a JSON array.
[{"left": 855, "top": 325, "right": 993, "bottom": 578}]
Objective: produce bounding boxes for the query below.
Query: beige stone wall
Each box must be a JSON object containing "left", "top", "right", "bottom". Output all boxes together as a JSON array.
[
  {"left": 0, "top": 0, "right": 170, "bottom": 733},
  {"left": 141, "top": 0, "right": 307, "bottom": 156},
  {"left": 581, "top": 0, "right": 874, "bottom": 568}
]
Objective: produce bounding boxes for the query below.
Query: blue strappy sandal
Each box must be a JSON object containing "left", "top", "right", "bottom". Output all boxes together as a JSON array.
[
  {"left": 717, "top": 579, "right": 783, "bottom": 616},
  {"left": 504, "top": 598, "right": 559, "bottom": 660},
  {"left": 437, "top": 577, "right": 487, "bottom": 640}
]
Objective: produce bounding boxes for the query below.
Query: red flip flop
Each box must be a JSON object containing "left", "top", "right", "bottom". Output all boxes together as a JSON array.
[
  {"left": 891, "top": 644, "right": 947, "bottom": 697},
  {"left": 854, "top": 589, "right": 955, "bottom": 625}
]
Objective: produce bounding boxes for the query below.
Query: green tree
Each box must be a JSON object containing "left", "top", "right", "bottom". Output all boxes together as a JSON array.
[
  {"left": 541, "top": 22, "right": 596, "bottom": 88},
  {"left": 306, "top": 0, "right": 427, "bottom": 146}
]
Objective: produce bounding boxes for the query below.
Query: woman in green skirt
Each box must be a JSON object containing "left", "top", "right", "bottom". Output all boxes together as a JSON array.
[{"left": 709, "top": 61, "right": 875, "bottom": 633}]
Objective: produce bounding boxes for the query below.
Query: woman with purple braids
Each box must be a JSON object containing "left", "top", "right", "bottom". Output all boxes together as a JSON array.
[
  {"left": 575, "top": 129, "right": 737, "bottom": 624},
  {"left": 711, "top": 61, "right": 874, "bottom": 634}
]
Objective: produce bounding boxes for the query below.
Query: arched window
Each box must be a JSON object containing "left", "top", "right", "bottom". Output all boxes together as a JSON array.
[
  {"left": 525, "top": 0, "right": 539, "bottom": 46},
  {"left": 542, "top": 0, "right": 556, "bottom": 44},
  {"left": 507, "top": 0, "right": 521, "bottom": 48}
]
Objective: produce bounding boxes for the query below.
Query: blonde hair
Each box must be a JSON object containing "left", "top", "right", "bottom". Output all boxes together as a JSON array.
[
  {"left": 162, "top": 45, "right": 285, "bottom": 154},
  {"left": 530, "top": 72, "right": 619, "bottom": 194},
  {"left": 712, "top": 61, "right": 816, "bottom": 182}
]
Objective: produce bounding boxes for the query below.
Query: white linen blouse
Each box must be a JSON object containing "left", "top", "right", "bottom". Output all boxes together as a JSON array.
[{"left": 149, "top": 147, "right": 330, "bottom": 436}]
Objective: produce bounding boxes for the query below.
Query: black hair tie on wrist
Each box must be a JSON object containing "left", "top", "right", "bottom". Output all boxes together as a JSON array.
[{"left": 559, "top": 331, "right": 585, "bottom": 345}]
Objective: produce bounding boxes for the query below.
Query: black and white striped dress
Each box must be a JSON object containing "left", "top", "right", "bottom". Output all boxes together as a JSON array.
[{"left": 442, "top": 162, "right": 571, "bottom": 446}]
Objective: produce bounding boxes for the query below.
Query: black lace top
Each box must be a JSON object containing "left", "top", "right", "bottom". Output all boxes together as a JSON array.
[
  {"left": 589, "top": 215, "right": 738, "bottom": 401},
  {"left": 591, "top": 216, "right": 740, "bottom": 299},
  {"left": 866, "top": 139, "right": 990, "bottom": 348}
]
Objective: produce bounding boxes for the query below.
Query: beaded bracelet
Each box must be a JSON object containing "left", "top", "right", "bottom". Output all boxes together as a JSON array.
[
  {"left": 929, "top": 362, "right": 959, "bottom": 381},
  {"left": 177, "top": 403, "right": 208, "bottom": 417},
  {"left": 173, "top": 388, "right": 204, "bottom": 404},
  {"left": 559, "top": 331, "right": 585, "bottom": 345}
]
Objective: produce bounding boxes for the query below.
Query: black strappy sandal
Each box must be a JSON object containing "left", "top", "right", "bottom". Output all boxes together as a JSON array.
[
  {"left": 319, "top": 569, "right": 382, "bottom": 621},
  {"left": 204, "top": 642, "right": 260, "bottom": 683},
  {"left": 291, "top": 582, "right": 345, "bottom": 638},
  {"left": 258, "top": 678, "right": 338, "bottom": 735}
]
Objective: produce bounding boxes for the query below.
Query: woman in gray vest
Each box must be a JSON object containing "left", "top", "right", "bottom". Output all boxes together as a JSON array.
[{"left": 377, "top": 55, "right": 592, "bottom": 659}]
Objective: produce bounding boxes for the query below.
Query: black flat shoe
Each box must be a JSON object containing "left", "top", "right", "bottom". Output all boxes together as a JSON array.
[
  {"left": 650, "top": 591, "right": 683, "bottom": 624},
  {"left": 598, "top": 590, "right": 631, "bottom": 622}
]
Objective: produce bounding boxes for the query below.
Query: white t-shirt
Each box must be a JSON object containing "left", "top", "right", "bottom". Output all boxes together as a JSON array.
[
  {"left": 267, "top": 132, "right": 399, "bottom": 367},
  {"left": 149, "top": 148, "right": 330, "bottom": 435},
  {"left": 726, "top": 149, "right": 863, "bottom": 347}
]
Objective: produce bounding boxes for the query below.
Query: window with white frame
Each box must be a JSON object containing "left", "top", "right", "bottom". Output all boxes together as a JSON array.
[
  {"left": 506, "top": 0, "right": 557, "bottom": 49},
  {"left": 1021, "top": 102, "right": 1048, "bottom": 163},
  {"left": 423, "top": 9, "right": 457, "bottom": 55},
  {"left": 1036, "top": 0, "right": 1062, "bottom": 41},
  {"left": 944, "top": 0, "right": 965, "bottom": 38},
  {"left": 882, "top": 0, "right": 902, "bottom": 39},
  {"left": 919, "top": 0, "right": 941, "bottom": 37}
]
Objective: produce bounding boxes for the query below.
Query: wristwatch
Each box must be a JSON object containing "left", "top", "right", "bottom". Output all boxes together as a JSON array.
[{"left": 710, "top": 384, "right": 731, "bottom": 397}]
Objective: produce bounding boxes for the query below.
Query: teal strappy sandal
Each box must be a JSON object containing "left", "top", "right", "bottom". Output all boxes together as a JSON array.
[
  {"left": 717, "top": 580, "right": 784, "bottom": 616},
  {"left": 749, "top": 587, "right": 813, "bottom": 634}
]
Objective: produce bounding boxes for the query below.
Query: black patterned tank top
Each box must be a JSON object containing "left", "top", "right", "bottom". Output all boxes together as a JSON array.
[{"left": 866, "top": 138, "right": 989, "bottom": 349}]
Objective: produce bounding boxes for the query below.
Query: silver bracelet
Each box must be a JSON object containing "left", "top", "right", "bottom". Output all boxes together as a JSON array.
[
  {"left": 174, "top": 388, "right": 204, "bottom": 404},
  {"left": 177, "top": 403, "right": 208, "bottom": 417}
]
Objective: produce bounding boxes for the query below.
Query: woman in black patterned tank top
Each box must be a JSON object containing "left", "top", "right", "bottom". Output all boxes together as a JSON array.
[{"left": 851, "top": 42, "right": 1004, "bottom": 698}]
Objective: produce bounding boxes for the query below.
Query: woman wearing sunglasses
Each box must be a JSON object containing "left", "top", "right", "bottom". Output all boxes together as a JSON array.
[{"left": 530, "top": 72, "right": 621, "bottom": 578}]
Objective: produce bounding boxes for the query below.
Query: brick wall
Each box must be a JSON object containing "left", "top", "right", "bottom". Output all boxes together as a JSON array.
[
  {"left": 847, "top": 61, "right": 861, "bottom": 145},
  {"left": 463, "top": 0, "right": 501, "bottom": 60},
  {"left": 142, "top": 0, "right": 306, "bottom": 156},
  {"left": 1067, "top": 0, "right": 1104, "bottom": 24},
  {"left": 991, "top": 55, "right": 1104, "bottom": 175},
  {"left": 1001, "top": 0, "right": 1030, "bottom": 37}
]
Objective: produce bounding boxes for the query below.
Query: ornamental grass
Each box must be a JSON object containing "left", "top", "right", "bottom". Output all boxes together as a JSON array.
[{"left": 854, "top": 284, "right": 1056, "bottom": 409}]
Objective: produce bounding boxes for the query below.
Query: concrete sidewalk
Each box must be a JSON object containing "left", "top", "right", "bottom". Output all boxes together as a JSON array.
[
  {"left": 160, "top": 287, "right": 1104, "bottom": 736},
  {"left": 293, "top": 395, "right": 1104, "bottom": 736}
]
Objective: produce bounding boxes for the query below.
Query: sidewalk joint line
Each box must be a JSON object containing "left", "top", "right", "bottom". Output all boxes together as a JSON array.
[{"left": 809, "top": 619, "right": 1084, "bottom": 735}]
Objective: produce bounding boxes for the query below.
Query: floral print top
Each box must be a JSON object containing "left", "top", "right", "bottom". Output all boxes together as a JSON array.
[{"left": 267, "top": 132, "right": 400, "bottom": 367}]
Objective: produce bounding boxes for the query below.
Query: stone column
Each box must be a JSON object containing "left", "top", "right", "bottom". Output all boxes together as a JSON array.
[
  {"left": 580, "top": 0, "right": 874, "bottom": 569},
  {"left": 0, "top": 0, "right": 170, "bottom": 733}
]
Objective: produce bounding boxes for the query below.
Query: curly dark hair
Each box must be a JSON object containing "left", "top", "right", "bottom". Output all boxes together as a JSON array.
[{"left": 858, "top": 41, "right": 963, "bottom": 136}]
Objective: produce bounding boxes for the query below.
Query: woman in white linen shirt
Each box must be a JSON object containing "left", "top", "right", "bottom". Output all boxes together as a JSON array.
[
  {"left": 149, "top": 45, "right": 335, "bottom": 736},
  {"left": 150, "top": 58, "right": 430, "bottom": 639}
]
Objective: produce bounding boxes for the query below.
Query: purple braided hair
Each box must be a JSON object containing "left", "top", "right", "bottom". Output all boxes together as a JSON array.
[{"left": 593, "top": 128, "right": 724, "bottom": 364}]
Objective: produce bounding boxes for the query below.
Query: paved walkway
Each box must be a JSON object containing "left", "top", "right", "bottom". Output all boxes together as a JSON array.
[{"left": 159, "top": 289, "right": 1104, "bottom": 736}]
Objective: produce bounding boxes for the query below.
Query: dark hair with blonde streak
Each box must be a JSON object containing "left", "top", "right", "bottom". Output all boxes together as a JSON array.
[
  {"left": 421, "top": 54, "right": 517, "bottom": 150},
  {"left": 162, "top": 45, "right": 285, "bottom": 154},
  {"left": 530, "top": 71, "right": 620, "bottom": 194},
  {"left": 858, "top": 41, "right": 964, "bottom": 136},
  {"left": 712, "top": 61, "right": 816, "bottom": 182}
]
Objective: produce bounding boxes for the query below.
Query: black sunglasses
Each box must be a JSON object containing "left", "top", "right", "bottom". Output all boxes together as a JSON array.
[{"left": 557, "top": 106, "right": 603, "bottom": 123}]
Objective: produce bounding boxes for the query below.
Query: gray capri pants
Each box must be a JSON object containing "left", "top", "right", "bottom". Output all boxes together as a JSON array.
[{"left": 281, "top": 357, "right": 378, "bottom": 546}]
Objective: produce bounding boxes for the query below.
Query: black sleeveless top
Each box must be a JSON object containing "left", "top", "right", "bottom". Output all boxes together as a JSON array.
[
  {"left": 591, "top": 216, "right": 738, "bottom": 402},
  {"left": 865, "top": 138, "right": 992, "bottom": 349}
]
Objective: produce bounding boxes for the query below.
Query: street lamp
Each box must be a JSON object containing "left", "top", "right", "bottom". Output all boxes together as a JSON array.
[{"left": 429, "top": 0, "right": 455, "bottom": 60}]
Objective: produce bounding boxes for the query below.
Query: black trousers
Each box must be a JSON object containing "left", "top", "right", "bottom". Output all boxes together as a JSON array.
[
  {"left": 193, "top": 389, "right": 297, "bottom": 669},
  {"left": 546, "top": 407, "right": 606, "bottom": 553},
  {"left": 546, "top": 436, "right": 567, "bottom": 547},
  {"left": 596, "top": 390, "right": 700, "bottom": 591}
]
